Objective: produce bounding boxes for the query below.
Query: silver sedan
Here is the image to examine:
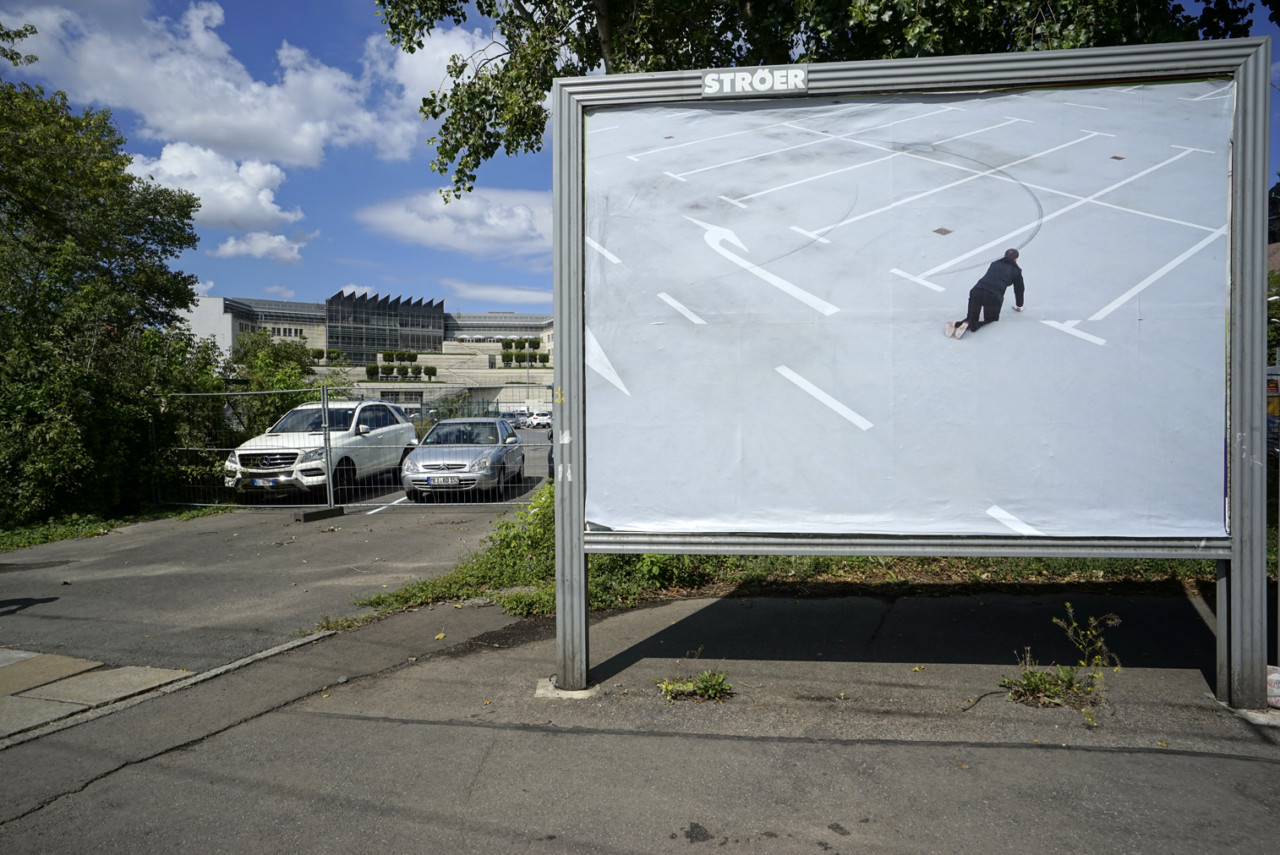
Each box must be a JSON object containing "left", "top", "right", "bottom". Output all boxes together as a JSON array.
[{"left": 402, "top": 418, "right": 525, "bottom": 501}]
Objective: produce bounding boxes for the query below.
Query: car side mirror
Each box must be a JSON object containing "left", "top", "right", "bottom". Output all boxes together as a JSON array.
[
  {"left": 356, "top": 424, "right": 371, "bottom": 436},
  {"left": 505, "top": 436, "right": 518, "bottom": 445}
]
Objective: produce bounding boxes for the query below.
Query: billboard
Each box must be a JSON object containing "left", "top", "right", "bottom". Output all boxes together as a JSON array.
[
  {"left": 581, "top": 77, "right": 1232, "bottom": 539},
  {"left": 552, "top": 41, "right": 1271, "bottom": 700}
]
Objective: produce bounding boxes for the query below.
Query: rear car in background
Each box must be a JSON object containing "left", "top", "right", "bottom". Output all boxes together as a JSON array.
[
  {"left": 225, "top": 401, "right": 418, "bottom": 499},
  {"left": 402, "top": 417, "right": 525, "bottom": 501}
]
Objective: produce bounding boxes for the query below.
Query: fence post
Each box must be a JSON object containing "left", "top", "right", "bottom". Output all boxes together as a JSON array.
[{"left": 322, "top": 385, "right": 334, "bottom": 508}]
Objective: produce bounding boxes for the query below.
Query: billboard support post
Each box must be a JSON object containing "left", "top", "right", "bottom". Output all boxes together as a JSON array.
[
  {"left": 553, "top": 76, "right": 589, "bottom": 690},
  {"left": 553, "top": 38, "right": 1271, "bottom": 705}
]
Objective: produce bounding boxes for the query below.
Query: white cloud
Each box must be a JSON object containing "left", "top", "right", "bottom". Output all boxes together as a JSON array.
[
  {"left": 355, "top": 187, "right": 551, "bottom": 263},
  {"left": 7, "top": 2, "right": 410, "bottom": 167},
  {"left": 263, "top": 284, "right": 295, "bottom": 299},
  {"left": 211, "top": 231, "right": 312, "bottom": 263},
  {"left": 194, "top": 278, "right": 215, "bottom": 296},
  {"left": 360, "top": 26, "right": 500, "bottom": 160},
  {"left": 340, "top": 284, "right": 372, "bottom": 297},
  {"left": 440, "top": 277, "right": 551, "bottom": 307},
  {"left": 128, "top": 143, "right": 302, "bottom": 230}
]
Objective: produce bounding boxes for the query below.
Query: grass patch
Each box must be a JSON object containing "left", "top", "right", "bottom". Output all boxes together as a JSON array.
[
  {"left": 0, "top": 505, "right": 235, "bottom": 554},
  {"left": 358, "top": 483, "right": 1267, "bottom": 623}
]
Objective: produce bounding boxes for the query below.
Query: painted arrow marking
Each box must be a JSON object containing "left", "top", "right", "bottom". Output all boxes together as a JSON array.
[{"left": 684, "top": 217, "right": 839, "bottom": 316}]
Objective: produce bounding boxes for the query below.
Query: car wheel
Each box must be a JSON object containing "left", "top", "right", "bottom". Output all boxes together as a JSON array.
[
  {"left": 490, "top": 465, "right": 506, "bottom": 500},
  {"left": 333, "top": 459, "right": 356, "bottom": 503}
]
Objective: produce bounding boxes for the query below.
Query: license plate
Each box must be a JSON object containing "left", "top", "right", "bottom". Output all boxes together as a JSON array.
[
  {"left": 252, "top": 478, "right": 277, "bottom": 487},
  {"left": 427, "top": 476, "right": 459, "bottom": 486}
]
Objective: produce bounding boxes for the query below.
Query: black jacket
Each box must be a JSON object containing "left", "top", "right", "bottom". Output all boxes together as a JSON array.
[{"left": 974, "top": 257, "right": 1025, "bottom": 307}]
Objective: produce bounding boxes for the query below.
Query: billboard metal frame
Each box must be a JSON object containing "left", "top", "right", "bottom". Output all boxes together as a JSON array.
[{"left": 552, "top": 39, "right": 1270, "bottom": 706}]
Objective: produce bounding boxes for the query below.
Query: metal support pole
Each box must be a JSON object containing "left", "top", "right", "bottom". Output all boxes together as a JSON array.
[{"left": 1216, "top": 558, "right": 1231, "bottom": 702}]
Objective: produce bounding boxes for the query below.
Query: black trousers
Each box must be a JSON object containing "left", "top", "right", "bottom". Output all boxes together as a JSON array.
[{"left": 959, "top": 286, "right": 1002, "bottom": 332}]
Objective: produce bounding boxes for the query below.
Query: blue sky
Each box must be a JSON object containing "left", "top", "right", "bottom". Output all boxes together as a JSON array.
[{"left": 2, "top": 1, "right": 1277, "bottom": 313}]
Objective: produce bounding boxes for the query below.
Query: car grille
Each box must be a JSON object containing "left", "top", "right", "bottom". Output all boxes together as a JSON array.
[
  {"left": 237, "top": 452, "right": 298, "bottom": 470},
  {"left": 420, "top": 462, "right": 467, "bottom": 471}
]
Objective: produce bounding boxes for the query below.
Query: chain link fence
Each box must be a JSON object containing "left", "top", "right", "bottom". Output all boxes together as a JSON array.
[{"left": 152, "top": 386, "right": 553, "bottom": 510}]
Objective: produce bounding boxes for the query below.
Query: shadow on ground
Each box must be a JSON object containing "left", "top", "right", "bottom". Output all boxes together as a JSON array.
[{"left": 586, "top": 581, "right": 1255, "bottom": 689}]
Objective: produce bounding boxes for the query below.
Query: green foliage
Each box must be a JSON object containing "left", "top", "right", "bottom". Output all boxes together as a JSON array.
[
  {"left": 366, "top": 364, "right": 379, "bottom": 379},
  {"left": 396, "top": 364, "right": 409, "bottom": 377},
  {"left": 1, "top": 20, "right": 37, "bottom": 70},
  {"left": 999, "top": 603, "right": 1121, "bottom": 721},
  {"left": 655, "top": 670, "right": 734, "bottom": 704},
  {"left": 0, "top": 57, "right": 211, "bottom": 525},
  {"left": 1269, "top": 267, "right": 1280, "bottom": 360},
  {"left": 375, "top": 0, "right": 1268, "bottom": 198},
  {"left": 218, "top": 329, "right": 332, "bottom": 439}
]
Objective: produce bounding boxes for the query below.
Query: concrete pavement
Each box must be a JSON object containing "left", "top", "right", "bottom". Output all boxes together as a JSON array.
[{"left": 1, "top": 588, "right": 1278, "bottom": 853}]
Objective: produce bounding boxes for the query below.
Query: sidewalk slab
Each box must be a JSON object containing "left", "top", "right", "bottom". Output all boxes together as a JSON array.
[
  {"left": 0, "top": 650, "right": 39, "bottom": 668},
  {"left": 0, "top": 654, "right": 102, "bottom": 696},
  {"left": 0, "top": 695, "right": 87, "bottom": 738},
  {"left": 20, "top": 666, "right": 187, "bottom": 707}
]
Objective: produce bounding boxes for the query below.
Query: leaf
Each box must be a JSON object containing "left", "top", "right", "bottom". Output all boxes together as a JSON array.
[{"left": 435, "top": 631, "right": 446, "bottom": 640}]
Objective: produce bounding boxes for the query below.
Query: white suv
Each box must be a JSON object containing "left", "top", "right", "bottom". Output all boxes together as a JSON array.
[
  {"left": 225, "top": 401, "right": 418, "bottom": 498},
  {"left": 525, "top": 411, "right": 552, "bottom": 429}
]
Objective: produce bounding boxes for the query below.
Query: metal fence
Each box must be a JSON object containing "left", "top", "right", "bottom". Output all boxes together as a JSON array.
[{"left": 152, "top": 386, "right": 553, "bottom": 510}]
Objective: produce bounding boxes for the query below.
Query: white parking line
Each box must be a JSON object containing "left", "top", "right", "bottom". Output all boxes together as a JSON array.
[
  {"left": 586, "top": 237, "right": 621, "bottom": 264},
  {"left": 776, "top": 366, "right": 873, "bottom": 430},
  {"left": 799, "top": 131, "right": 1105, "bottom": 241},
  {"left": 657, "top": 292, "right": 707, "bottom": 324},
  {"left": 890, "top": 268, "right": 945, "bottom": 292},
  {"left": 1041, "top": 320, "right": 1107, "bottom": 346},
  {"left": 625, "top": 106, "right": 862, "bottom": 161},
  {"left": 1088, "top": 226, "right": 1227, "bottom": 321},
  {"left": 923, "top": 145, "right": 1206, "bottom": 278},
  {"left": 987, "top": 505, "right": 1044, "bottom": 535},
  {"left": 366, "top": 496, "right": 407, "bottom": 515}
]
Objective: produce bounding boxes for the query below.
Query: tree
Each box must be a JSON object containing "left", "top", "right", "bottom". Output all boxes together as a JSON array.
[
  {"left": 377, "top": 0, "right": 1272, "bottom": 198},
  {"left": 0, "top": 21, "right": 211, "bottom": 525}
]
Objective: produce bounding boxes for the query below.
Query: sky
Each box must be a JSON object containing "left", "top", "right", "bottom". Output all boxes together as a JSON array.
[
  {"left": 2, "top": 1, "right": 1278, "bottom": 315},
  {"left": 0, "top": 0, "right": 555, "bottom": 313}
]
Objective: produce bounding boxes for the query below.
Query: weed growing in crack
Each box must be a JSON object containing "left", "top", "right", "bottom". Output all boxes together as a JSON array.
[
  {"left": 999, "top": 602, "right": 1121, "bottom": 724},
  {"left": 654, "top": 646, "right": 733, "bottom": 703}
]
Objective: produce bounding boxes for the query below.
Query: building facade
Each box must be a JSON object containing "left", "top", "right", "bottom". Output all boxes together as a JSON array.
[{"left": 183, "top": 292, "right": 552, "bottom": 363}]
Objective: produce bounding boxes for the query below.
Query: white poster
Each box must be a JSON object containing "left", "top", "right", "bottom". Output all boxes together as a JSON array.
[{"left": 583, "top": 80, "right": 1231, "bottom": 537}]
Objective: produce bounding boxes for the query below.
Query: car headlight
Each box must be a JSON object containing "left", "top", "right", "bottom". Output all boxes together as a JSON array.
[
  {"left": 467, "top": 457, "right": 491, "bottom": 473},
  {"left": 403, "top": 458, "right": 419, "bottom": 473},
  {"left": 297, "top": 448, "right": 327, "bottom": 464},
  {"left": 225, "top": 452, "right": 238, "bottom": 467}
]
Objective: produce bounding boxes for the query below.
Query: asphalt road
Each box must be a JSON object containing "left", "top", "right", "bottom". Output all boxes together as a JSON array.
[{"left": 0, "top": 464, "right": 545, "bottom": 674}]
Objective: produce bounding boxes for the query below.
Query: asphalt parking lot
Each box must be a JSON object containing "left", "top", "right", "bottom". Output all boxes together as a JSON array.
[{"left": 0, "top": 489, "right": 527, "bottom": 675}]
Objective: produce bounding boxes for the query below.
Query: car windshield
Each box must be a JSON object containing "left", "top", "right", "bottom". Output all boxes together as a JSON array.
[
  {"left": 423, "top": 422, "right": 499, "bottom": 446},
  {"left": 269, "top": 406, "right": 356, "bottom": 433}
]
